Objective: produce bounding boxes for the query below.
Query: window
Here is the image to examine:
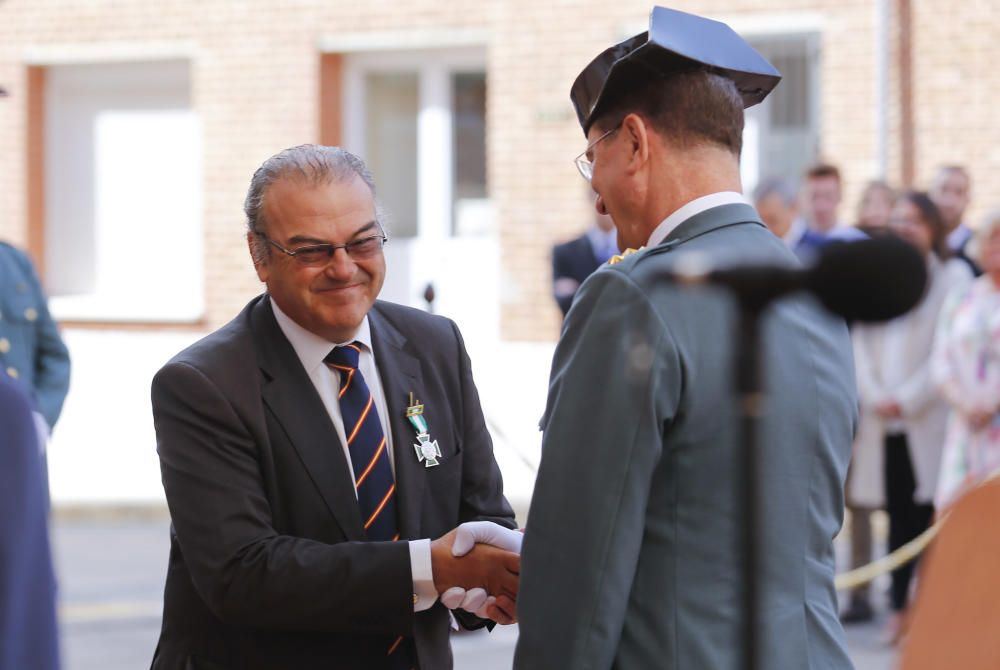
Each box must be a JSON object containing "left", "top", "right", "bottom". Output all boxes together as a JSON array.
[
  {"left": 364, "top": 72, "right": 419, "bottom": 238},
  {"left": 451, "top": 72, "right": 487, "bottom": 236},
  {"left": 742, "top": 35, "right": 820, "bottom": 192},
  {"left": 44, "top": 60, "right": 202, "bottom": 322},
  {"left": 339, "top": 47, "right": 497, "bottom": 343},
  {"left": 342, "top": 48, "right": 490, "bottom": 240}
]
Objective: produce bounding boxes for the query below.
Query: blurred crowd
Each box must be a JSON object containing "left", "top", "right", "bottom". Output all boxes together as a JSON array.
[{"left": 752, "top": 163, "right": 1000, "bottom": 644}]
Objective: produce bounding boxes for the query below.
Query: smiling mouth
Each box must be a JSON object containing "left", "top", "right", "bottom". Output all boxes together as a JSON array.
[{"left": 317, "top": 283, "right": 363, "bottom": 293}]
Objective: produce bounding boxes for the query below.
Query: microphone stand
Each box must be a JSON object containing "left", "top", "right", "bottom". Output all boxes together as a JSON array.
[
  {"left": 675, "top": 265, "right": 792, "bottom": 670},
  {"left": 678, "top": 236, "right": 926, "bottom": 670},
  {"left": 734, "top": 299, "right": 765, "bottom": 670}
]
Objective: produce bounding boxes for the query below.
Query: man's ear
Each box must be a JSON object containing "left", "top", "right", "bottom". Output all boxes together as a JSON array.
[
  {"left": 248, "top": 232, "right": 269, "bottom": 282},
  {"left": 621, "top": 113, "right": 650, "bottom": 177}
]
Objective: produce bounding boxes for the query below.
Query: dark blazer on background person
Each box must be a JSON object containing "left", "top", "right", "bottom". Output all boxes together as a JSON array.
[
  {"left": 791, "top": 228, "right": 828, "bottom": 265},
  {"left": 552, "top": 235, "right": 603, "bottom": 316},
  {"left": 0, "top": 372, "right": 60, "bottom": 670},
  {"left": 151, "top": 295, "right": 515, "bottom": 670},
  {"left": 953, "top": 238, "right": 983, "bottom": 277}
]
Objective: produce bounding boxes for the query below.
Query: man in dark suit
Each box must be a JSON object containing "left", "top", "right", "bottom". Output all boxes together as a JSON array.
[
  {"left": 151, "top": 145, "right": 518, "bottom": 670},
  {"left": 515, "top": 7, "right": 856, "bottom": 669},
  {"left": 0, "top": 371, "right": 60, "bottom": 670},
  {"left": 929, "top": 164, "right": 981, "bottom": 276},
  {"left": 552, "top": 209, "right": 617, "bottom": 316}
]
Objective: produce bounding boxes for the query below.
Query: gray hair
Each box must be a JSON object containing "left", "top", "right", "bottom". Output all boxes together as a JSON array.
[
  {"left": 752, "top": 176, "right": 798, "bottom": 206},
  {"left": 967, "top": 208, "right": 1000, "bottom": 268},
  {"left": 933, "top": 164, "right": 971, "bottom": 184},
  {"left": 245, "top": 144, "right": 378, "bottom": 261}
]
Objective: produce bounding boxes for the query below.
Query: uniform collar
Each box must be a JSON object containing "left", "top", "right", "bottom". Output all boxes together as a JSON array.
[{"left": 647, "top": 192, "right": 749, "bottom": 247}]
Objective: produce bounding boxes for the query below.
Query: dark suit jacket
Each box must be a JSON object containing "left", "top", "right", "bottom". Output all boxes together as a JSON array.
[
  {"left": 0, "top": 373, "right": 59, "bottom": 670},
  {"left": 954, "top": 239, "right": 983, "bottom": 277},
  {"left": 790, "top": 228, "right": 828, "bottom": 265},
  {"left": 552, "top": 235, "right": 602, "bottom": 316},
  {"left": 151, "top": 295, "right": 515, "bottom": 670}
]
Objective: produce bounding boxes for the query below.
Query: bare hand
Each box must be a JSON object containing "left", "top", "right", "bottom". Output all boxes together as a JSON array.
[
  {"left": 430, "top": 528, "right": 520, "bottom": 601},
  {"left": 484, "top": 594, "right": 518, "bottom": 625}
]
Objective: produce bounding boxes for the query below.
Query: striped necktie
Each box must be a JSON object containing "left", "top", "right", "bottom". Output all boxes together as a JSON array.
[
  {"left": 325, "top": 343, "right": 413, "bottom": 669},
  {"left": 324, "top": 342, "right": 399, "bottom": 542}
]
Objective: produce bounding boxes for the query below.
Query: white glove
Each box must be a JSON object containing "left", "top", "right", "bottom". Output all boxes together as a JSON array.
[
  {"left": 441, "top": 586, "right": 489, "bottom": 612},
  {"left": 442, "top": 521, "right": 521, "bottom": 616},
  {"left": 451, "top": 520, "right": 523, "bottom": 557}
]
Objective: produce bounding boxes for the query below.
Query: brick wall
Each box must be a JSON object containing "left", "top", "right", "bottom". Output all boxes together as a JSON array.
[
  {"left": 912, "top": 0, "right": 999, "bottom": 214},
  {"left": 1, "top": 0, "right": 996, "bottom": 342}
]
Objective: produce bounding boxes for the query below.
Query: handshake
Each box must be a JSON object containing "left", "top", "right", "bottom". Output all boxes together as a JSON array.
[{"left": 430, "top": 521, "right": 523, "bottom": 625}]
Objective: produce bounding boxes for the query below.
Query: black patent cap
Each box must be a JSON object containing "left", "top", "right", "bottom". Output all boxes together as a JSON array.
[{"left": 571, "top": 6, "right": 781, "bottom": 135}]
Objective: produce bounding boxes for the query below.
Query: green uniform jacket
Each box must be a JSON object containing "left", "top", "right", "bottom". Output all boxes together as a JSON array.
[
  {"left": 0, "top": 242, "right": 70, "bottom": 429},
  {"left": 516, "top": 203, "right": 857, "bottom": 670}
]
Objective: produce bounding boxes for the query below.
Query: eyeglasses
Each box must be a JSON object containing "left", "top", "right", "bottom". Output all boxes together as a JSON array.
[
  {"left": 574, "top": 122, "right": 622, "bottom": 182},
  {"left": 257, "top": 228, "right": 388, "bottom": 267}
]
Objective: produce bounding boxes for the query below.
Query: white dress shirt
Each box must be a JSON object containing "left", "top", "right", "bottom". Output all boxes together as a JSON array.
[
  {"left": 647, "top": 191, "right": 749, "bottom": 247},
  {"left": 271, "top": 301, "right": 438, "bottom": 612}
]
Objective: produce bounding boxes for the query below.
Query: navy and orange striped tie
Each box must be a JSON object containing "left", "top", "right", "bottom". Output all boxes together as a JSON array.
[
  {"left": 326, "top": 343, "right": 412, "bottom": 669},
  {"left": 325, "top": 343, "right": 399, "bottom": 542}
]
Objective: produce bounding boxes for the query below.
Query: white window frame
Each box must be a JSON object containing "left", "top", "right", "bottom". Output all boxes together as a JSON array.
[
  {"left": 341, "top": 47, "right": 488, "bottom": 241},
  {"left": 40, "top": 58, "right": 203, "bottom": 323}
]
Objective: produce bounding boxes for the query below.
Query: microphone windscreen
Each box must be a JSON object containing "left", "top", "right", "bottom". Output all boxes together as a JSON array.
[{"left": 808, "top": 236, "right": 928, "bottom": 323}]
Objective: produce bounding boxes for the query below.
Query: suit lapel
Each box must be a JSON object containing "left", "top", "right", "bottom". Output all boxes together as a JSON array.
[
  {"left": 368, "top": 305, "right": 426, "bottom": 540},
  {"left": 251, "top": 298, "right": 366, "bottom": 541}
]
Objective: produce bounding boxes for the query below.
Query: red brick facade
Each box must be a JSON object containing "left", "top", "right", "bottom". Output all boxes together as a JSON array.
[{"left": 1, "top": 0, "right": 996, "bottom": 341}]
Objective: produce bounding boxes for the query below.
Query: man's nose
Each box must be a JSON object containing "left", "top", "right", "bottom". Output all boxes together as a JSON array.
[{"left": 325, "top": 248, "right": 356, "bottom": 280}]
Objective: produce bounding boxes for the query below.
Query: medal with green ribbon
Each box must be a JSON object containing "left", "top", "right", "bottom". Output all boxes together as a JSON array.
[{"left": 407, "top": 392, "right": 441, "bottom": 468}]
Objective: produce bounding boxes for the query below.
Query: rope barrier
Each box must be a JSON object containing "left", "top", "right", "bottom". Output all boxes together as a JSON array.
[
  {"left": 834, "top": 517, "right": 940, "bottom": 591},
  {"left": 834, "top": 469, "right": 1000, "bottom": 591}
]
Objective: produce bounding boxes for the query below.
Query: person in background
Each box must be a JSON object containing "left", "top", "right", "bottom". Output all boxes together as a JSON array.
[
  {"left": 551, "top": 204, "right": 618, "bottom": 317},
  {"left": 786, "top": 164, "right": 866, "bottom": 263},
  {"left": 933, "top": 208, "right": 1000, "bottom": 511},
  {"left": 855, "top": 180, "right": 896, "bottom": 237},
  {"left": 800, "top": 163, "right": 844, "bottom": 235},
  {"left": 752, "top": 176, "right": 805, "bottom": 242},
  {"left": 0, "top": 242, "right": 70, "bottom": 432},
  {"left": 0, "top": 370, "right": 60, "bottom": 670},
  {"left": 929, "top": 165, "right": 980, "bottom": 276},
  {"left": 839, "top": 178, "right": 896, "bottom": 625},
  {"left": 849, "top": 191, "right": 973, "bottom": 643},
  {"left": 0, "top": 241, "right": 71, "bottom": 500}
]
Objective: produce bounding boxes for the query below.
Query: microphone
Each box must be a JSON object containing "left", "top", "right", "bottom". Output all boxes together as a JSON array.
[{"left": 672, "top": 236, "right": 928, "bottom": 322}]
